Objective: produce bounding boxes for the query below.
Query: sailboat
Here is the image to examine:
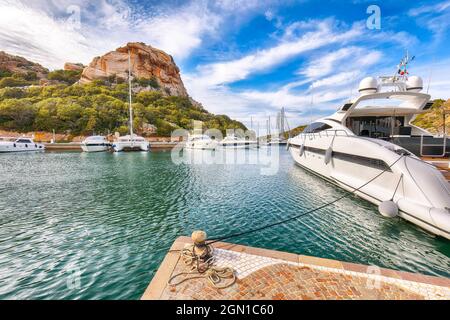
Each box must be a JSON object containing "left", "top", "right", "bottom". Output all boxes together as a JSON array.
[
  {"left": 112, "top": 50, "right": 149, "bottom": 152},
  {"left": 269, "top": 108, "right": 288, "bottom": 145}
]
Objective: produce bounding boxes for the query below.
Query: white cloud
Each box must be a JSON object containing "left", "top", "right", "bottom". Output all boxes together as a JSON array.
[
  {"left": 300, "top": 47, "right": 382, "bottom": 79},
  {"left": 190, "top": 20, "right": 363, "bottom": 87},
  {"left": 0, "top": 0, "right": 222, "bottom": 69},
  {"left": 408, "top": 1, "right": 450, "bottom": 40}
]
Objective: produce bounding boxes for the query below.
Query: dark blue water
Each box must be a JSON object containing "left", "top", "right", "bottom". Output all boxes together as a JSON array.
[{"left": 0, "top": 149, "right": 448, "bottom": 299}]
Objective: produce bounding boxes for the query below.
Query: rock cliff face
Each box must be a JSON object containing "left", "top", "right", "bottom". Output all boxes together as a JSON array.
[
  {"left": 80, "top": 42, "right": 188, "bottom": 96},
  {"left": 64, "top": 62, "right": 84, "bottom": 71},
  {"left": 0, "top": 51, "right": 48, "bottom": 78}
]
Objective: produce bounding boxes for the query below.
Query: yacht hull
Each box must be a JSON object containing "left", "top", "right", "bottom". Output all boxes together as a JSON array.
[
  {"left": 81, "top": 145, "right": 110, "bottom": 152},
  {"left": 288, "top": 135, "right": 450, "bottom": 239},
  {"left": 218, "top": 142, "right": 258, "bottom": 149},
  {"left": 112, "top": 142, "right": 149, "bottom": 152},
  {"left": 0, "top": 142, "right": 45, "bottom": 153},
  {"left": 184, "top": 141, "right": 217, "bottom": 150}
]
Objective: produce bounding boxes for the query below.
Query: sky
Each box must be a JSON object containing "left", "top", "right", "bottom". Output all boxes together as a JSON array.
[{"left": 0, "top": 0, "right": 449, "bottom": 130}]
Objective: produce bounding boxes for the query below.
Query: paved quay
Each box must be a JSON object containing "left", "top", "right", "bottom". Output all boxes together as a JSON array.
[{"left": 142, "top": 236, "right": 450, "bottom": 300}]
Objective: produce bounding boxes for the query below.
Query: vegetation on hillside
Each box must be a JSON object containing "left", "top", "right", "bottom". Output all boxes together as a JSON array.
[
  {"left": 412, "top": 99, "right": 449, "bottom": 134},
  {"left": 0, "top": 70, "right": 40, "bottom": 88},
  {"left": 47, "top": 69, "right": 83, "bottom": 85},
  {"left": 0, "top": 79, "right": 246, "bottom": 137}
]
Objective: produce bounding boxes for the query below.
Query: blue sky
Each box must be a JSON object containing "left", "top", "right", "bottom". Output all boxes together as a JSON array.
[{"left": 0, "top": 0, "right": 449, "bottom": 129}]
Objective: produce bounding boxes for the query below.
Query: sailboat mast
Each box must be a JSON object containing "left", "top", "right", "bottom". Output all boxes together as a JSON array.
[{"left": 128, "top": 50, "right": 134, "bottom": 143}]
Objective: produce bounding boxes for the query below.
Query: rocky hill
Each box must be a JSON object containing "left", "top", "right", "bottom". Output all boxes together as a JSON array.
[
  {"left": 0, "top": 51, "right": 48, "bottom": 79},
  {"left": 0, "top": 44, "right": 246, "bottom": 137},
  {"left": 80, "top": 42, "right": 188, "bottom": 97}
]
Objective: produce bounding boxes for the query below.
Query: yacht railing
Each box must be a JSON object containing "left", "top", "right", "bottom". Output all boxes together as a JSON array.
[
  {"left": 300, "top": 129, "right": 350, "bottom": 140},
  {"left": 420, "top": 134, "right": 447, "bottom": 157}
]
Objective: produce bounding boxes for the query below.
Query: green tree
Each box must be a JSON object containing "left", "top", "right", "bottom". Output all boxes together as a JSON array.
[
  {"left": 0, "top": 77, "right": 29, "bottom": 88},
  {"left": 0, "top": 99, "right": 36, "bottom": 131}
]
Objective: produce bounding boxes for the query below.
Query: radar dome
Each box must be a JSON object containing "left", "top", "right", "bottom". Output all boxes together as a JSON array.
[
  {"left": 358, "top": 77, "right": 378, "bottom": 94},
  {"left": 406, "top": 76, "right": 423, "bottom": 92}
]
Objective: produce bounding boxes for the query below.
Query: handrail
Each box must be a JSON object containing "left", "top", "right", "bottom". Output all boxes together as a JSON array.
[
  {"left": 420, "top": 134, "right": 447, "bottom": 157},
  {"left": 301, "top": 129, "right": 350, "bottom": 140}
]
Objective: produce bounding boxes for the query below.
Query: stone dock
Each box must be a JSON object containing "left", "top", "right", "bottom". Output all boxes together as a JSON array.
[{"left": 142, "top": 236, "right": 450, "bottom": 300}]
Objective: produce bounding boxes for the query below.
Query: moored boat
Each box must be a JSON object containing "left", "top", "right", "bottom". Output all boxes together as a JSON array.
[
  {"left": 0, "top": 137, "right": 45, "bottom": 153},
  {"left": 81, "top": 136, "right": 110, "bottom": 152},
  {"left": 288, "top": 56, "right": 450, "bottom": 239},
  {"left": 184, "top": 134, "right": 218, "bottom": 150},
  {"left": 219, "top": 134, "right": 258, "bottom": 149}
]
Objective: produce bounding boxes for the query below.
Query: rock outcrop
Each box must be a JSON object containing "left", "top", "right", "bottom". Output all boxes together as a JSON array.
[
  {"left": 0, "top": 51, "right": 48, "bottom": 78},
  {"left": 80, "top": 42, "right": 188, "bottom": 97},
  {"left": 64, "top": 62, "right": 84, "bottom": 71}
]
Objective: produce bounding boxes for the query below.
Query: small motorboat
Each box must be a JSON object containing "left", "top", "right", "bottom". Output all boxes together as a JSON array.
[
  {"left": 0, "top": 137, "right": 45, "bottom": 153},
  {"left": 184, "top": 134, "right": 218, "bottom": 150},
  {"left": 81, "top": 136, "right": 110, "bottom": 152}
]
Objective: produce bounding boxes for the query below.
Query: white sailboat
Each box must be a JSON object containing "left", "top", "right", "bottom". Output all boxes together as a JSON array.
[{"left": 112, "top": 50, "right": 149, "bottom": 152}]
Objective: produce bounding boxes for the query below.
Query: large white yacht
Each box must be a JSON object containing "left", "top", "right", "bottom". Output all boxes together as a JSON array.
[
  {"left": 81, "top": 136, "right": 110, "bottom": 152},
  {"left": 0, "top": 137, "right": 45, "bottom": 153},
  {"left": 184, "top": 134, "right": 218, "bottom": 150},
  {"left": 219, "top": 134, "right": 258, "bottom": 149},
  {"left": 112, "top": 50, "right": 149, "bottom": 152},
  {"left": 288, "top": 63, "right": 450, "bottom": 239}
]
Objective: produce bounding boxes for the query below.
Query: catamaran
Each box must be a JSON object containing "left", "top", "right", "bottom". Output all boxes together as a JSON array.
[
  {"left": 112, "top": 50, "right": 149, "bottom": 152},
  {"left": 288, "top": 55, "right": 450, "bottom": 239}
]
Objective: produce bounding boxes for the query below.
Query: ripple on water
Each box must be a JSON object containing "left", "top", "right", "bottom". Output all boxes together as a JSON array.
[{"left": 0, "top": 150, "right": 449, "bottom": 299}]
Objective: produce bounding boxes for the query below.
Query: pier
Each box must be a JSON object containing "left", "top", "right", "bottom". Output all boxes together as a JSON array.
[
  {"left": 142, "top": 236, "right": 450, "bottom": 300},
  {"left": 422, "top": 157, "right": 450, "bottom": 181}
]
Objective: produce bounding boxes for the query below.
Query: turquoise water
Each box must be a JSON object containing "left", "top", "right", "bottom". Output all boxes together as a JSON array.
[{"left": 0, "top": 149, "right": 449, "bottom": 299}]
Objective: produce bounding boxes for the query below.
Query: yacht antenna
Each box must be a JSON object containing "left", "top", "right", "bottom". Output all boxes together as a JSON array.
[
  {"left": 426, "top": 68, "right": 433, "bottom": 94},
  {"left": 396, "top": 50, "right": 415, "bottom": 81},
  {"left": 128, "top": 49, "right": 134, "bottom": 145}
]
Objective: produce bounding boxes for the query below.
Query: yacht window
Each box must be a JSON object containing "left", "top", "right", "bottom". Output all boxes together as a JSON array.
[
  {"left": 346, "top": 116, "right": 405, "bottom": 138},
  {"left": 303, "top": 122, "right": 332, "bottom": 133},
  {"left": 16, "top": 139, "right": 31, "bottom": 143},
  {"left": 423, "top": 102, "right": 433, "bottom": 110},
  {"left": 341, "top": 103, "right": 353, "bottom": 111}
]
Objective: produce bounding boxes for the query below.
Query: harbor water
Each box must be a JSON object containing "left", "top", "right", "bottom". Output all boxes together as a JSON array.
[{"left": 0, "top": 149, "right": 449, "bottom": 299}]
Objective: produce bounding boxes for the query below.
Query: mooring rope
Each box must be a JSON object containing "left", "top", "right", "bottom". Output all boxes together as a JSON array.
[
  {"left": 166, "top": 155, "right": 405, "bottom": 289},
  {"left": 206, "top": 155, "right": 405, "bottom": 244},
  {"left": 168, "top": 243, "right": 236, "bottom": 289}
]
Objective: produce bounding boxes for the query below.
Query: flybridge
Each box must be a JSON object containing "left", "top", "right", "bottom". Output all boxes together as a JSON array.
[{"left": 333, "top": 53, "right": 431, "bottom": 120}]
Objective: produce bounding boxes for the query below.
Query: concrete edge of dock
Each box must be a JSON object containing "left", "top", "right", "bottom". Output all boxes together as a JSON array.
[{"left": 141, "top": 236, "right": 450, "bottom": 300}]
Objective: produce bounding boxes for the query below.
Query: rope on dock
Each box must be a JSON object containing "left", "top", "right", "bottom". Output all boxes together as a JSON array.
[{"left": 168, "top": 232, "right": 236, "bottom": 289}]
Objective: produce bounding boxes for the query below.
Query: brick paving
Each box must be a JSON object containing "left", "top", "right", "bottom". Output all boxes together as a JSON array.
[
  {"left": 163, "top": 263, "right": 423, "bottom": 300},
  {"left": 142, "top": 237, "right": 450, "bottom": 300}
]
